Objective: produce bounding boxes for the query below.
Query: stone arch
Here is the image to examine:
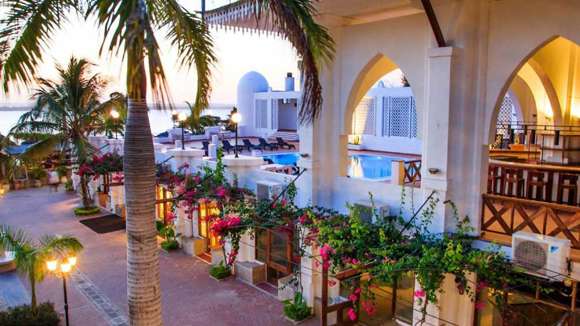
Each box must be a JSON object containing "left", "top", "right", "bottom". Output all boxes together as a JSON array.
[
  {"left": 343, "top": 53, "right": 404, "bottom": 135},
  {"left": 487, "top": 36, "right": 567, "bottom": 143}
]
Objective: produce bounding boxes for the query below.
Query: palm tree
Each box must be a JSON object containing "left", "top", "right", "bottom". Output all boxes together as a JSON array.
[
  {"left": 93, "top": 92, "right": 128, "bottom": 139},
  {"left": 0, "top": 225, "right": 83, "bottom": 308},
  {"left": 9, "top": 57, "right": 123, "bottom": 208},
  {"left": 0, "top": 1, "right": 334, "bottom": 324}
]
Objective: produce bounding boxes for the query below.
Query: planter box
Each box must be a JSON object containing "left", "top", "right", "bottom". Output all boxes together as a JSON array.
[
  {"left": 278, "top": 274, "right": 298, "bottom": 301},
  {"left": 98, "top": 192, "right": 109, "bottom": 208},
  {"left": 210, "top": 274, "right": 233, "bottom": 282},
  {"left": 284, "top": 315, "right": 313, "bottom": 325},
  {"left": 347, "top": 143, "right": 364, "bottom": 150},
  {"left": 181, "top": 237, "right": 207, "bottom": 256},
  {"left": 235, "top": 261, "right": 266, "bottom": 285}
]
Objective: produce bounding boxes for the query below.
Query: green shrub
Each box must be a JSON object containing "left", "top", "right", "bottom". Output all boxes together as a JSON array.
[
  {"left": 56, "top": 166, "right": 68, "bottom": 178},
  {"left": 29, "top": 167, "right": 48, "bottom": 181},
  {"left": 209, "top": 262, "right": 231, "bottom": 280},
  {"left": 160, "top": 239, "right": 179, "bottom": 251},
  {"left": 283, "top": 292, "right": 311, "bottom": 322},
  {"left": 74, "top": 206, "right": 100, "bottom": 216},
  {"left": 64, "top": 180, "right": 74, "bottom": 192},
  {"left": 0, "top": 302, "right": 60, "bottom": 326}
]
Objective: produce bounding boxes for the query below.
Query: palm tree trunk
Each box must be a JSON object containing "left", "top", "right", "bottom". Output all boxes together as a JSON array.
[
  {"left": 29, "top": 271, "right": 37, "bottom": 308},
  {"left": 124, "top": 2, "right": 162, "bottom": 324},
  {"left": 79, "top": 175, "right": 92, "bottom": 208}
]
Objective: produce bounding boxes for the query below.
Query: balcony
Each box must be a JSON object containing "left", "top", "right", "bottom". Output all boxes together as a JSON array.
[{"left": 481, "top": 161, "right": 580, "bottom": 259}]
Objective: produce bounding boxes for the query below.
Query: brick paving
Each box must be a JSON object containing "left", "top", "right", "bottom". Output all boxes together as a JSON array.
[{"left": 0, "top": 187, "right": 314, "bottom": 325}]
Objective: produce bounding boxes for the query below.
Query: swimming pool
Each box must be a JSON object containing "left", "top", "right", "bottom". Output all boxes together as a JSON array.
[{"left": 262, "top": 153, "right": 402, "bottom": 180}]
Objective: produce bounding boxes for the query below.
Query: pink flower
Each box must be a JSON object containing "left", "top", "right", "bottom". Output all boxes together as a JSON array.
[
  {"left": 280, "top": 199, "right": 287, "bottom": 207},
  {"left": 298, "top": 213, "right": 310, "bottom": 225},
  {"left": 165, "top": 211, "right": 176, "bottom": 222},
  {"left": 361, "top": 301, "right": 376, "bottom": 315},
  {"left": 193, "top": 175, "right": 201, "bottom": 184},
  {"left": 327, "top": 280, "right": 337, "bottom": 287},
  {"left": 351, "top": 258, "right": 360, "bottom": 265},
  {"left": 215, "top": 186, "right": 227, "bottom": 198},
  {"left": 475, "top": 301, "right": 486, "bottom": 311},
  {"left": 175, "top": 185, "right": 186, "bottom": 196},
  {"left": 347, "top": 308, "right": 357, "bottom": 321},
  {"left": 348, "top": 293, "right": 358, "bottom": 303},
  {"left": 414, "top": 289, "right": 426, "bottom": 298},
  {"left": 354, "top": 287, "right": 361, "bottom": 295}
]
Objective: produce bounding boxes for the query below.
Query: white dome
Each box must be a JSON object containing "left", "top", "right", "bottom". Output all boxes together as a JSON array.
[
  {"left": 236, "top": 72, "right": 269, "bottom": 133},
  {"left": 237, "top": 71, "right": 269, "bottom": 95}
]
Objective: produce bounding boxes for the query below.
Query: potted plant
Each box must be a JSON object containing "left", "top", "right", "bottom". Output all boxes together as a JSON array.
[
  {"left": 56, "top": 165, "right": 68, "bottom": 183},
  {"left": 28, "top": 167, "right": 47, "bottom": 188},
  {"left": 209, "top": 261, "right": 231, "bottom": 281},
  {"left": 347, "top": 135, "right": 364, "bottom": 150},
  {"left": 283, "top": 292, "right": 312, "bottom": 324},
  {"left": 156, "top": 220, "right": 180, "bottom": 252}
]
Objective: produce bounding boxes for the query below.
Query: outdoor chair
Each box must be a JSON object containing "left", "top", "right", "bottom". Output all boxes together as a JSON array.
[
  {"left": 276, "top": 137, "right": 296, "bottom": 150},
  {"left": 201, "top": 141, "right": 209, "bottom": 156},
  {"left": 258, "top": 137, "right": 278, "bottom": 151},
  {"left": 222, "top": 140, "right": 244, "bottom": 154},
  {"left": 243, "top": 139, "right": 261, "bottom": 151}
]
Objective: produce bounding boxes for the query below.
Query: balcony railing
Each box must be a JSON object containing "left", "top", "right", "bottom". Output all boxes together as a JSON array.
[
  {"left": 403, "top": 160, "right": 421, "bottom": 185},
  {"left": 481, "top": 194, "right": 580, "bottom": 249}
]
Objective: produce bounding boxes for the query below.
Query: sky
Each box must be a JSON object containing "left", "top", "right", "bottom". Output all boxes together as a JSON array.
[{"left": 0, "top": 0, "right": 299, "bottom": 107}]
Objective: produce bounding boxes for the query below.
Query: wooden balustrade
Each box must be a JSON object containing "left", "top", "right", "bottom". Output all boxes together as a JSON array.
[
  {"left": 487, "top": 160, "right": 580, "bottom": 206},
  {"left": 403, "top": 160, "right": 421, "bottom": 185},
  {"left": 481, "top": 194, "right": 580, "bottom": 249}
]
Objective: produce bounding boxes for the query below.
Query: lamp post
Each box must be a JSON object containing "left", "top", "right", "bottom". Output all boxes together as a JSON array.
[
  {"left": 110, "top": 109, "right": 120, "bottom": 139},
  {"left": 178, "top": 112, "right": 187, "bottom": 150},
  {"left": 46, "top": 256, "right": 77, "bottom": 326},
  {"left": 231, "top": 107, "right": 241, "bottom": 158}
]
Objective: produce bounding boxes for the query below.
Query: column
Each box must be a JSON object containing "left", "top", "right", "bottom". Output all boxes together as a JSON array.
[
  {"left": 421, "top": 46, "right": 454, "bottom": 234},
  {"left": 169, "top": 148, "right": 205, "bottom": 173}
]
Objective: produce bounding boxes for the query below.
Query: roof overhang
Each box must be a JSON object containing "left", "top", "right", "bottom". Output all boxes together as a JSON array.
[{"left": 204, "top": 0, "right": 426, "bottom": 32}]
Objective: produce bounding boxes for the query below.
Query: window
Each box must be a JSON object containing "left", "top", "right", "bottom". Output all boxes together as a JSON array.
[
  {"left": 255, "top": 99, "right": 268, "bottom": 129},
  {"left": 382, "top": 96, "right": 417, "bottom": 138}
]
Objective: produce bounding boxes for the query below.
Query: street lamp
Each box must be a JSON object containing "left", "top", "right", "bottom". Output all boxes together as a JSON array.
[
  {"left": 46, "top": 255, "right": 77, "bottom": 326},
  {"left": 231, "top": 107, "right": 241, "bottom": 158},
  {"left": 110, "top": 109, "right": 120, "bottom": 139},
  {"left": 178, "top": 112, "right": 187, "bottom": 150}
]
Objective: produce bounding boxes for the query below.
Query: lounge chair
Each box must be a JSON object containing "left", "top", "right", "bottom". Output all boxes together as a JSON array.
[
  {"left": 258, "top": 137, "right": 278, "bottom": 151},
  {"left": 201, "top": 141, "right": 209, "bottom": 156},
  {"left": 222, "top": 140, "right": 244, "bottom": 154},
  {"left": 243, "top": 139, "right": 261, "bottom": 151},
  {"left": 276, "top": 137, "right": 296, "bottom": 150}
]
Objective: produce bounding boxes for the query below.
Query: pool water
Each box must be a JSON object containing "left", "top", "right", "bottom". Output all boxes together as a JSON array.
[{"left": 262, "top": 153, "right": 401, "bottom": 180}]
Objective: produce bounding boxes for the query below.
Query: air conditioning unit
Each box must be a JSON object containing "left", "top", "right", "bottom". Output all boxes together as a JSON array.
[
  {"left": 256, "top": 181, "right": 284, "bottom": 201},
  {"left": 512, "top": 231, "right": 570, "bottom": 280},
  {"left": 353, "top": 200, "right": 390, "bottom": 224}
]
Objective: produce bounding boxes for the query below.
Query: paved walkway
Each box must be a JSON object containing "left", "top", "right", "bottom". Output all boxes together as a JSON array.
[{"left": 0, "top": 187, "right": 308, "bottom": 325}]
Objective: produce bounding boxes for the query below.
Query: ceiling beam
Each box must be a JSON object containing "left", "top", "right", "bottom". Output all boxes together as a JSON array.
[{"left": 420, "top": 0, "right": 446, "bottom": 47}]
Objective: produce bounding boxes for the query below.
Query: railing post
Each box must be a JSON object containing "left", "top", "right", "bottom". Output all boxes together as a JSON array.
[{"left": 391, "top": 160, "right": 406, "bottom": 186}]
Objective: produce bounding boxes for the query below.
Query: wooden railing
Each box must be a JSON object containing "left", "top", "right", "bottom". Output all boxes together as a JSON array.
[
  {"left": 403, "top": 160, "right": 422, "bottom": 185},
  {"left": 488, "top": 160, "right": 580, "bottom": 206},
  {"left": 481, "top": 194, "right": 580, "bottom": 249}
]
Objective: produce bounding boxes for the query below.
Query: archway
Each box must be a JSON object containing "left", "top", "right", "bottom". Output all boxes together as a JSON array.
[
  {"left": 341, "top": 54, "right": 421, "bottom": 180},
  {"left": 485, "top": 36, "right": 580, "bottom": 203}
]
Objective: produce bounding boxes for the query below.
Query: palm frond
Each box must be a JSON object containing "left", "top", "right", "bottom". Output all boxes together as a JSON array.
[
  {"left": 150, "top": 0, "right": 216, "bottom": 113},
  {"left": 19, "top": 135, "right": 61, "bottom": 160},
  {"left": 252, "top": 0, "right": 335, "bottom": 124},
  {"left": 40, "top": 234, "right": 83, "bottom": 256},
  {"left": 0, "top": 224, "right": 31, "bottom": 252},
  {"left": 0, "top": 0, "right": 78, "bottom": 91}
]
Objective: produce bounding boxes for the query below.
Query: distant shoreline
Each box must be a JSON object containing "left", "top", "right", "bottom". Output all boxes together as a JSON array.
[{"left": 0, "top": 107, "right": 29, "bottom": 112}]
